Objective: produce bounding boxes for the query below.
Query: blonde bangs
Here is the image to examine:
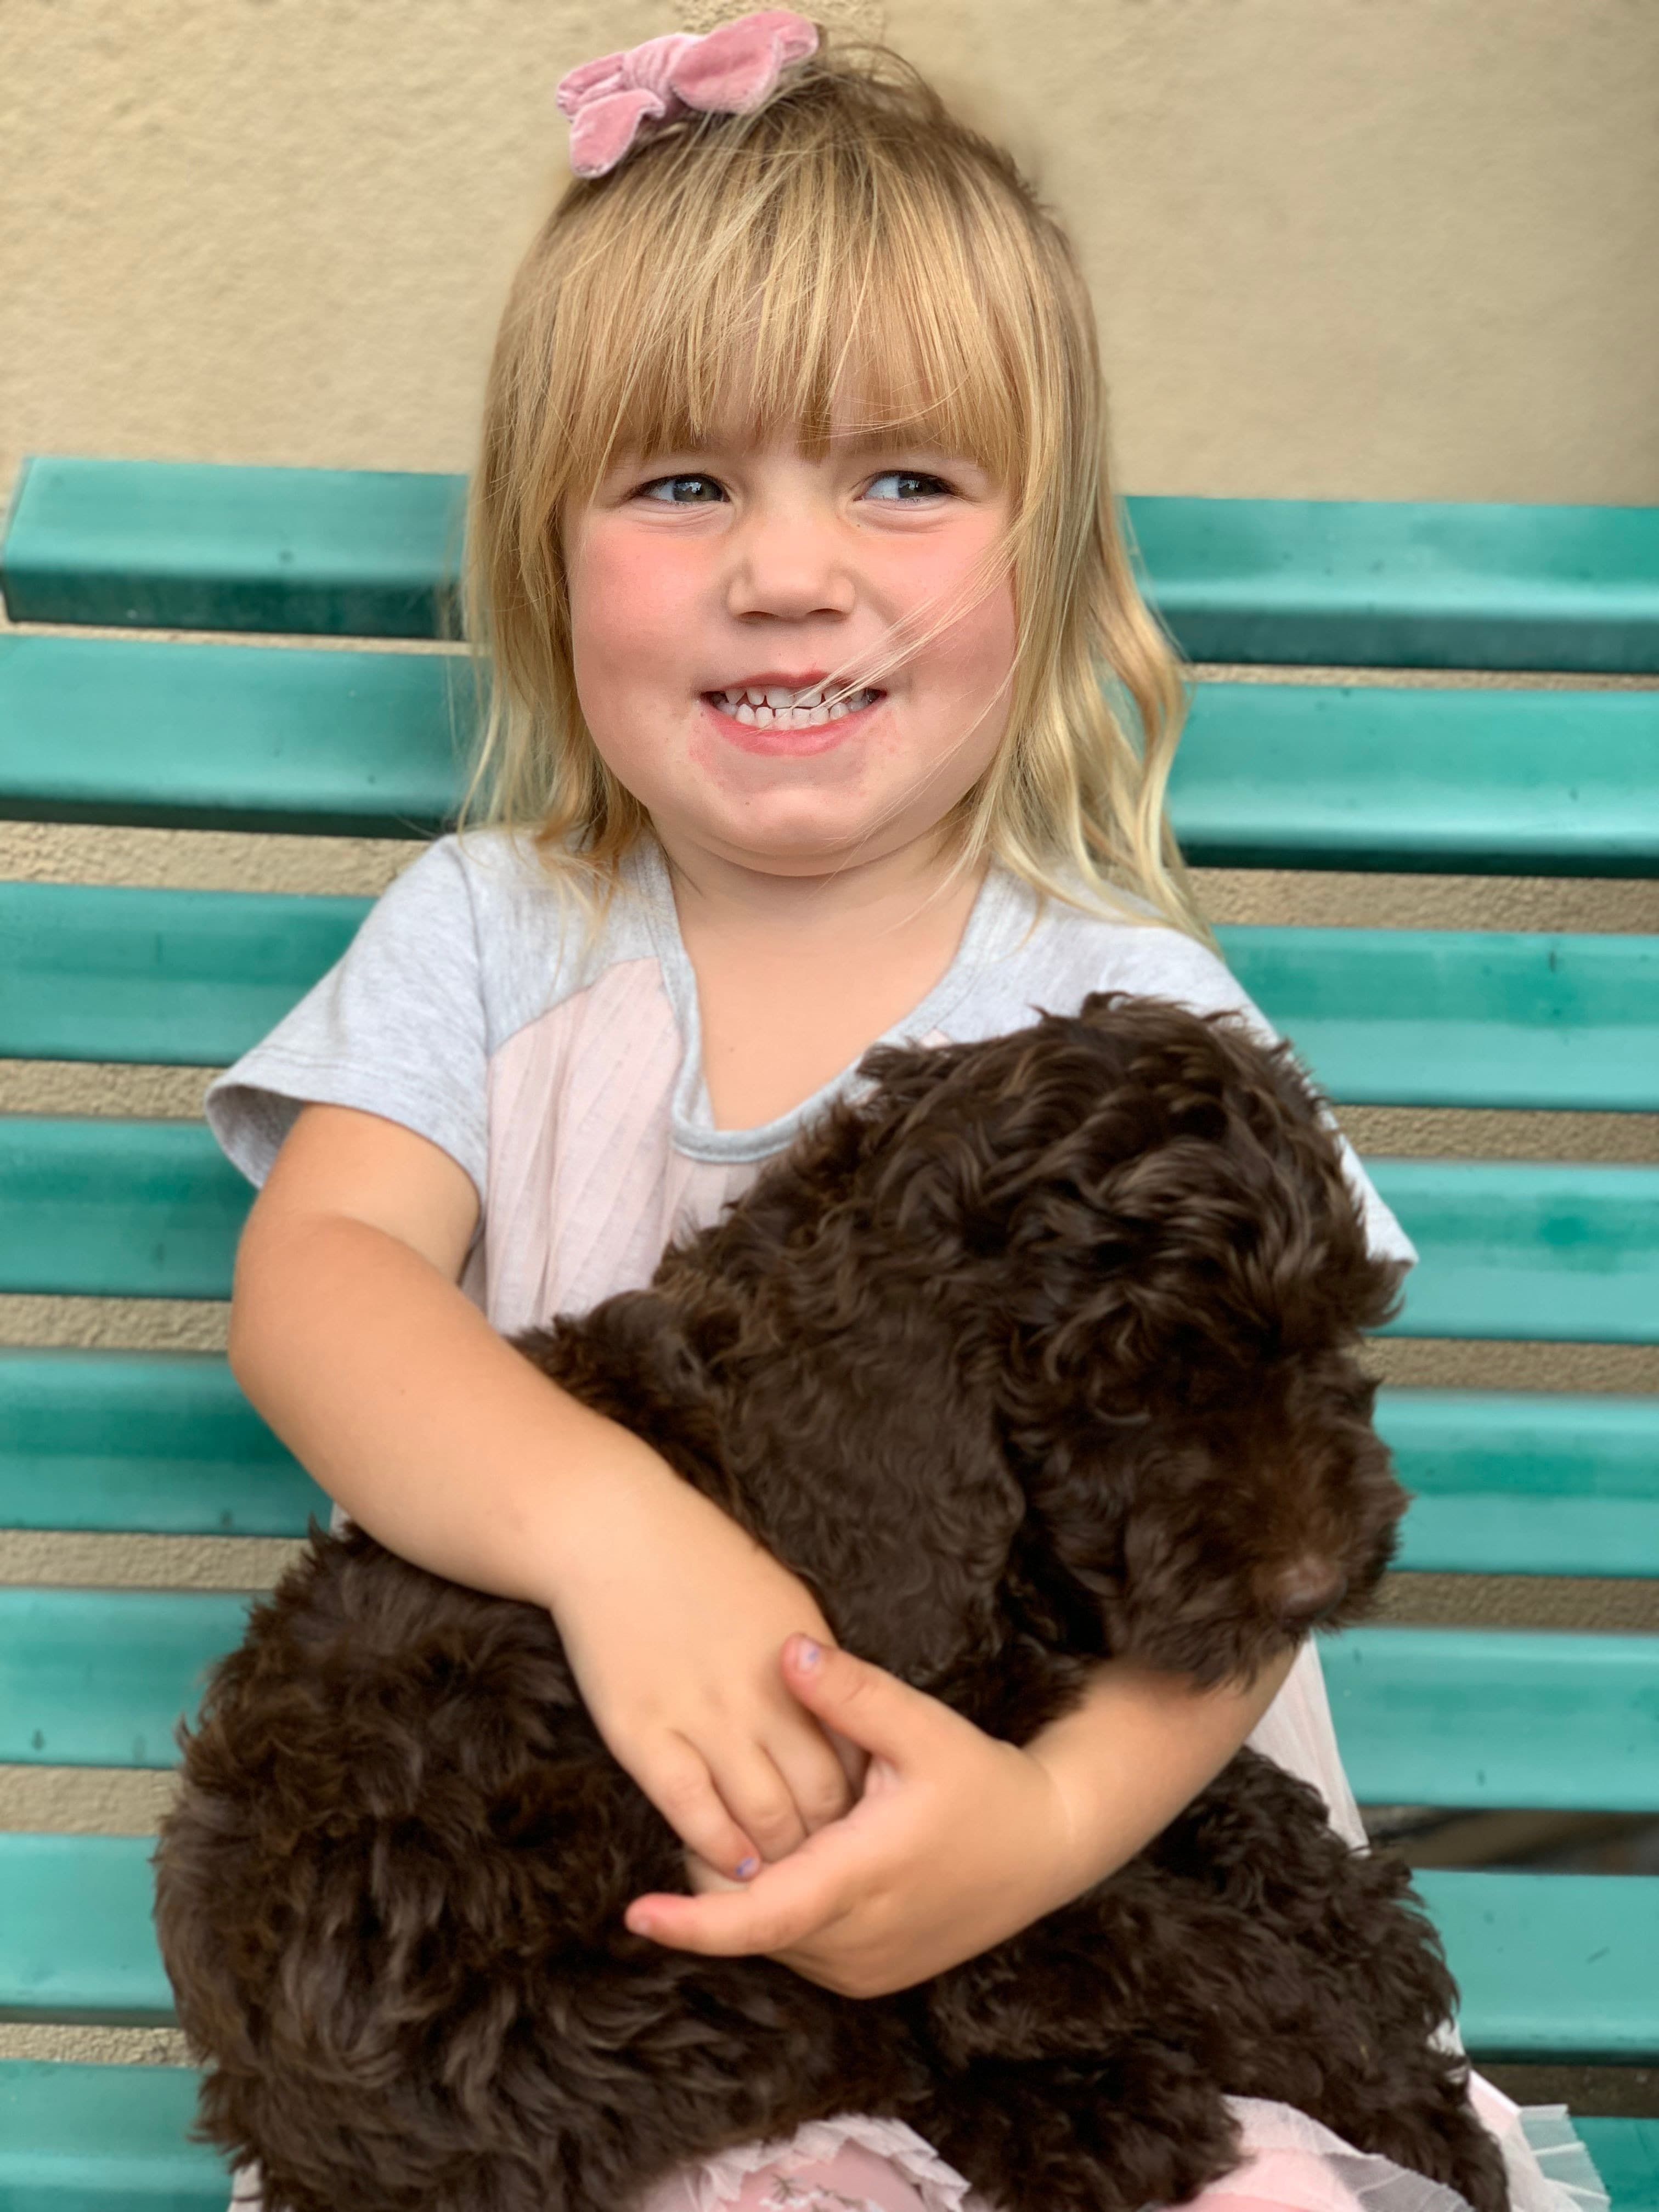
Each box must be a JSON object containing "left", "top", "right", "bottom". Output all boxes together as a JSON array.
[
  {"left": 526, "top": 97, "right": 1041, "bottom": 509},
  {"left": 463, "top": 40, "right": 1204, "bottom": 942}
]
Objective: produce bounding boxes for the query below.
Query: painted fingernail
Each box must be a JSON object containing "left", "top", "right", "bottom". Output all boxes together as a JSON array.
[
  {"left": 795, "top": 1637, "right": 822, "bottom": 1668},
  {"left": 736, "top": 1855, "right": 760, "bottom": 1879}
]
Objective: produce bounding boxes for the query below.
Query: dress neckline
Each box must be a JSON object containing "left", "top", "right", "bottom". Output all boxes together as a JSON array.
[{"left": 625, "top": 837, "right": 1034, "bottom": 1165}]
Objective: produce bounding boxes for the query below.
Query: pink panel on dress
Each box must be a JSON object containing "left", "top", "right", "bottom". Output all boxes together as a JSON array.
[{"left": 481, "top": 959, "right": 757, "bottom": 1335}]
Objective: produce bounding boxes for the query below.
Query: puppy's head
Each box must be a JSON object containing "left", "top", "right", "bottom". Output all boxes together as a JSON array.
[{"left": 856, "top": 992, "right": 1407, "bottom": 1685}]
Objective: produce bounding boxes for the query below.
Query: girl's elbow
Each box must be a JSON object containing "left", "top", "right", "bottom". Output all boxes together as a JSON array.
[
  {"left": 225, "top": 1279, "right": 261, "bottom": 1392},
  {"left": 224, "top": 1199, "right": 302, "bottom": 1394},
  {"left": 226, "top": 1244, "right": 277, "bottom": 1397}
]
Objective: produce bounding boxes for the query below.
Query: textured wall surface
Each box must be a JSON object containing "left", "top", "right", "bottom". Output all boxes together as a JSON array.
[
  {"left": 3, "top": 0, "right": 1657, "bottom": 509},
  {"left": 1, "top": 0, "right": 1655, "bottom": 2067},
  {"left": 891, "top": 0, "right": 1659, "bottom": 503}
]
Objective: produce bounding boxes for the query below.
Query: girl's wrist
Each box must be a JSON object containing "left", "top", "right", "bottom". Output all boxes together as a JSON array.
[
  {"left": 1024, "top": 1650, "right": 1295, "bottom": 1897},
  {"left": 1024, "top": 1729, "right": 1113, "bottom": 1902},
  {"left": 530, "top": 1420, "right": 688, "bottom": 1615}
]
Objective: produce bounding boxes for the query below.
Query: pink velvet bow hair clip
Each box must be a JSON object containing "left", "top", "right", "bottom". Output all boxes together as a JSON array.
[{"left": 556, "top": 10, "right": 820, "bottom": 179}]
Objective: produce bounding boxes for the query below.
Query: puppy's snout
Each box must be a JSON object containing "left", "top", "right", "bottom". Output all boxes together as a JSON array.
[{"left": 1272, "top": 1556, "right": 1349, "bottom": 1628}]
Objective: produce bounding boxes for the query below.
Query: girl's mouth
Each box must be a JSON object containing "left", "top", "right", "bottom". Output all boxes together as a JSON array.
[{"left": 702, "top": 684, "right": 885, "bottom": 754}]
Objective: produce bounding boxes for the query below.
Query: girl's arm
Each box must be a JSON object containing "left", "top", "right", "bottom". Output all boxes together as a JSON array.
[
  {"left": 627, "top": 1633, "right": 1297, "bottom": 1996},
  {"left": 1028, "top": 1641, "right": 1298, "bottom": 1894},
  {"left": 232, "top": 1102, "right": 855, "bottom": 1878}
]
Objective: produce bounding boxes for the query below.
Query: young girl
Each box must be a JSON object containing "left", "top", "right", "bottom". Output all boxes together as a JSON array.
[{"left": 205, "top": 18, "right": 1607, "bottom": 2212}]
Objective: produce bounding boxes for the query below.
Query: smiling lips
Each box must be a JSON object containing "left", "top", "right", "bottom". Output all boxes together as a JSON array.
[{"left": 707, "top": 682, "right": 883, "bottom": 733}]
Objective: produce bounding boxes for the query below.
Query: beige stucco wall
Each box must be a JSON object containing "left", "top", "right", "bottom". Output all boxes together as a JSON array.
[
  {"left": 1, "top": 0, "right": 1656, "bottom": 2063},
  {"left": 3, "top": 0, "right": 1657, "bottom": 507}
]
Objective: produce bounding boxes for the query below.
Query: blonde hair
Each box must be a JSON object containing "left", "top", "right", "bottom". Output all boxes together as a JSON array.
[{"left": 462, "top": 33, "right": 1205, "bottom": 938}]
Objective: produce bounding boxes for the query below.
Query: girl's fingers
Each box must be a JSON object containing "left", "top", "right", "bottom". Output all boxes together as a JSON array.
[
  {"left": 780, "top": 1636, "right": 948, "bottom": 1763},
  {"left": 643, "top": 1737, "right": 761, "bottom": 1881},
  {"left": 628, "top": 1819, "right": 856, "bottom": 1956},
  {"left": 708, "top": 1742, "right": 809, "bottom": 1862},
  {"left": 768, "top": 1711, "right": 858, "bottom": 1834}
]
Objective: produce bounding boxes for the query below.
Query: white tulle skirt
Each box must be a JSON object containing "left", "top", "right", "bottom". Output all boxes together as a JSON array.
[
  {"left": 635, "top": 2087, "right": 1610, "bottom": 2212},
  {"left": 228, "top": 1645, "right": 1612, "bottom": 2212}
]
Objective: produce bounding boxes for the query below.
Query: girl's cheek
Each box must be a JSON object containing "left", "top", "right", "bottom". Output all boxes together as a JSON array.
[
  {"left": 874, "top": 528, "right": 1015, "bottom": 684},
  {"left": 574, "top": 531, "right": 699, "bottom": 666},
  {"left": 572, "top": 556, "right": 709, "bottom": 794},
  {"left": 926, "top": 577, "right": 1017, "bottom": 703}
]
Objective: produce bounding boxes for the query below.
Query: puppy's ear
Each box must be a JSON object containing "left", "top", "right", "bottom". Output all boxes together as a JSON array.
[
  {"left": 1006, "top": 1131, "right": 1400, "bottom": 1412},
  {"left": 995, "top": 1000, "right": 1401, "bottom": 1407}
]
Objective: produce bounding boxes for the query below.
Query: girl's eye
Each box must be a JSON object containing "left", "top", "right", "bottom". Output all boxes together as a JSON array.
[
  {"left": 639, "top": 473, "right": 726, "bottom": 505},
  {"left": 865, "top": 470, "right": 953, "bottom": 503}
]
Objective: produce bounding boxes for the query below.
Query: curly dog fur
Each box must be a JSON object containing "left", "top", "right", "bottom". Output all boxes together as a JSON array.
[{"left": 155, "top": 994, "right": 1509, "bottom": 2212}]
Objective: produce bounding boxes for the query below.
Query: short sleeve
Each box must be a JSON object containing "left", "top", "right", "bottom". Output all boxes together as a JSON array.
[{"left": 205, "top": 837, "right": 489, "bottom": 1198}]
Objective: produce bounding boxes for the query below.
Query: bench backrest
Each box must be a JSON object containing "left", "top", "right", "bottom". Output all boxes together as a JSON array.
[{"left": 2, "top": 455, "right": 1655, "bottom": 2208}]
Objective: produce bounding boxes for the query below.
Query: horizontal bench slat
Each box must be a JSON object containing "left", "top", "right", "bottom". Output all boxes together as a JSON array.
[
  {"left": 4, "top": 633, "right": 1657, "bottom": 874},
  {"left": 1368, "top": 1158, "right": 1659, "bottom": 1343},
  {"left": 1131, "top": 496, "right": 1659, "bottom": 672},
  {"left": 0, "top": 1120, "right": 250, "bottom": 1300},
  {"left": 8, "top": 1120, "right": 1655, "bottom": 1339},
  {"left": 4, "top": 1835, "right": 1651, "bottom": 2068},
  {"left": 1579, "top": 2120, "right": 1659, "bottom": 2212},
  {"left": 1171, "top": 683, "right": 1659, "bottom": 876},
  {"left": 9, "top": 461, "right": 1657, "bottom": 672},
  {"left": 0, "top": 2060, "right": 227, "bottom": 2207},
  {"left": 0, "top": 1350, "right": 324, "bottom": 1536},
  {"left": 1416, "top": 1870, "right": 1659, "bottom": 2063},
  {"left": 7, "top": 1584, "right": 1652, "bottom": 1817},
  {"left": 4, "top": 1353, "right": 1651, "bottom": 1575},
  {"left": 1382, "top": 1391, "right": 1659, "bottom": 1578},
  {"left": 1324, "top": 1628, "right": 1659, "bottom": 1812},
  {"left": 6, "top": 881, "right": 1655, "bottom": 1116},
  {"left": 0, "top": 2065, "right": 1652, "bottom": 2212},
  {"left": 1, "top": 457, "right": 466, "bottom": 637},
  {"left": 0, "top": 1836, "right": 174, "bottom": 2025},
  {"left": 0, "top": 1589, "right": 251, "bottom": 1767},
  {"left": 1218, "top": 927, "right": 1659, "bottom": 1112},
  {"left": 0, "top": 883, "right": 369, "bottom": 1065},
  {"left": 0, "top": 635, "right": 461, "bottom": 837}
]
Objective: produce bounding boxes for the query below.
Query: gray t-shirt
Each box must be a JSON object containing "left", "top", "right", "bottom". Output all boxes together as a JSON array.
[{"left": 207, "top": 827, "right": 1413, "bottom": 1335}]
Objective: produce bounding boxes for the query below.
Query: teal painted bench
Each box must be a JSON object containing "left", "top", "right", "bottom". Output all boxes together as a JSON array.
[{"left": 2, "top": 455, "right": 1656, "bottom": 2208}]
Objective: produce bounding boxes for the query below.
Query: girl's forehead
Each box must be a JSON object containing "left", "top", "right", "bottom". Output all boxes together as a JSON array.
[{"left": 569, "top": 291, "right": 1025, "bottom": 500}]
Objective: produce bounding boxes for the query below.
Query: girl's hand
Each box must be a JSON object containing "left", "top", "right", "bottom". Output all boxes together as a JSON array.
[
  {"left": 550, "top": 1457, "right": 856, "bottom": 1881},
  {"left": 623, "top": 1636, "right": 1085, "bottom": 1996}
]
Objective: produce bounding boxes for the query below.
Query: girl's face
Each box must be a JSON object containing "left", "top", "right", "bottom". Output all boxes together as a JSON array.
[{"left": 564, "top": 426, "right": 1017, "bottom": 880}]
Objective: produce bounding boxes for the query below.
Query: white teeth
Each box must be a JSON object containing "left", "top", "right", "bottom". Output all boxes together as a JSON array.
[{"left": 712, "top": 684, "right": 880, "bottom": 730}]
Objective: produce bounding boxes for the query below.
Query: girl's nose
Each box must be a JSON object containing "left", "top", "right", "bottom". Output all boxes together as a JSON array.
[{"left": 724, "top": 502, "right": 856, "bottom": 624}]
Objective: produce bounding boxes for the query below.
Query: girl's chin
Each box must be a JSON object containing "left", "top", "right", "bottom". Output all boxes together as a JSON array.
[{"left": 668, "top": 795, "right": 932, "bottom": 877}]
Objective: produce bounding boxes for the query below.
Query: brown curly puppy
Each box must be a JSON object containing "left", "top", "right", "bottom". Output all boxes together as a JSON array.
[{"left": 155, "top": 993, "right": 1507, "bottom": 2212}]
